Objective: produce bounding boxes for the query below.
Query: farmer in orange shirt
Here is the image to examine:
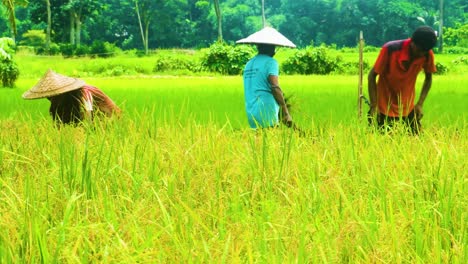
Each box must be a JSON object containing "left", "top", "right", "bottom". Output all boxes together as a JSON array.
[{"left": 368, "top": 26, "right": 437, "bottom": 134}]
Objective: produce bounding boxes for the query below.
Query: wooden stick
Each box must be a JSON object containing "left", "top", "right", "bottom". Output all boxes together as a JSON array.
[{"left": 358, "top": 31, "right": 364, "bottom": 118}]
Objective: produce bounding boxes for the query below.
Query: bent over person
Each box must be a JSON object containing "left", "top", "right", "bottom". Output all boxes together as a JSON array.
[
  {"left": 23, "top": 69, "right": 121, "bottom": 125},
  {"left": 368, "top": 26, "right": 437, "bottom": 134}
]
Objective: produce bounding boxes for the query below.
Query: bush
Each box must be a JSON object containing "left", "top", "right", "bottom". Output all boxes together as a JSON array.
[
  {"left": 201, "top": 42, "right": 255, "bottom": 75},
  {"left": 363, "top": 45, "right": 380, "bottom": 52},
  {"left": 0, "top": 60, "right": 20, "bottom": 87},
  {"left": 0, "top": 37, "right": 15, "bottom": 60},
  {"left": 90, "top": 41, "right": 120, "bottom": 58},
  {"left": 282, "top": 46, "right": 340, "bottom": 75},
  {"left": 452, "top": 56, "right": 467, "bottom": 65},
  {"left": 36, "top": 42, "right": 61, "bottom": 55},
  {"left": 75, "top": 45, "right": 90, "bottom": 57},
  {"left": 20, "top": 30, "right": 46, "bottom": 47},
  {"left": 336, "top": 60, "right": 370, "bottom": 75},
  {"left": 435, "top": 62, "right": 449, "bottom": 75},
  {"left": 60, "top": 44, "right": 75, "bottom": 58},
  {"left": 48, "top": 43, "right": 61, "bottom": 55},
  {"left": 443, "top": 46, "right": 468, "bottom": 54},
  {"left": 443, "top": 24, "right": 468, "bottom": 47},
  {"left": 135, "top": 50, "right": 146, "bottom": 57},
  {"left": 0, "top": 37, "right": 19, "bottom": 87},
  {"left": 153, "top": 56, "right": 200, "bottom": 73}
]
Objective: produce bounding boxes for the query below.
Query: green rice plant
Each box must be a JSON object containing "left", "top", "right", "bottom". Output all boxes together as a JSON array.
[{"left": 0, "top": 68, "right": 466, "bottom": 262}]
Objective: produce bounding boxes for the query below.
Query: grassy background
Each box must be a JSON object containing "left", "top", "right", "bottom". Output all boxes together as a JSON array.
[
  {"left": 3, "top": 73, "right": 467, "bottom": 128},
  {"left": 0, "top": 52, "right": 467, "bottom": 263}
]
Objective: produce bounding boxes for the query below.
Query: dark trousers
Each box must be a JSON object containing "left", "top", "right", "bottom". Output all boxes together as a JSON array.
[{"left": 375, "top": 110, "right": 422, "bottom": 134}]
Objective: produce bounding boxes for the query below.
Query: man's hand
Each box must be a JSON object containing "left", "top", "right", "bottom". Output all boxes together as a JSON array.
[
  {"left": 414, "top": 103, "right": 424, "bottom": 120},
  {"left": 282, "top": 113, "right": 293, "bottom": 127}
]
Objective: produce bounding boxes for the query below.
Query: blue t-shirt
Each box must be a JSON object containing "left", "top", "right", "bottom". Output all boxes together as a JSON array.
[{"left": 243, "top": 54, "right": 280, "bottom": 128}]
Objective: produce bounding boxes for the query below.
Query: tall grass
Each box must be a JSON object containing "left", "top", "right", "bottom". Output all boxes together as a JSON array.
[
  {"left": 0, "top": 58, "right": 467, "bottom": 262},
  {"left": 5, "top": 73, "right": 467, "bottom": 127},
  {"left": 0, "top": 112, "right": 466, "bottom": 262}
]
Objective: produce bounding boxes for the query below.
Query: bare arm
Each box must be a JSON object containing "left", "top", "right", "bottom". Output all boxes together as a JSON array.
[
  {"left": 414, "top": 72, "right": 433, "bottom": 118},
  {"left": 269, "top": 75, "right": 292, "bottom": 126},
  {"left": 367, "top": 67, "right": 378, "bottom": 114}
]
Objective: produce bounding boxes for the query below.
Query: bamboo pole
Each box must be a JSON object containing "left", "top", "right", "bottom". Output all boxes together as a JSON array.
[{"left": 358, "top": 31, "right": 364, "bottom": 118}]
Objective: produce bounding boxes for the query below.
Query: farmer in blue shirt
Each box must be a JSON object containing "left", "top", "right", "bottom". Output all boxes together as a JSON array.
[{"left": 243, "top": 44, "right": 292, "bottom": 128}]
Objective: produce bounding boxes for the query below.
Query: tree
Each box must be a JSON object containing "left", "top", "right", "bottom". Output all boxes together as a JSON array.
[
  {"left": 85, "top": 0, "right": 137, "bottom": 48},
  {"left": 439, "top": 0, "right": 444, "bottom": 52},
  {"left": 185, "top": 0, "right": 213, "bottom": 47},
  {"left": 1, "top": 0, "right": 29, "bottom": 41},
  {"left": 261, "top": 0, "right": 265, "bottom": 27},
  {"left": 62, "top": 0, "right": 100, "bottom": 46},
  {"left": 45, "top": 0, "right": 51, "bottom": 51},
  {"left": 3, "top": 0, "right": 468, "bottom": 49},
  {"left": 213, "top": 0, "right": 222, "bottom": 42},
  {"left": 134, "top": 0, "right": 157, "bottom": 54}
]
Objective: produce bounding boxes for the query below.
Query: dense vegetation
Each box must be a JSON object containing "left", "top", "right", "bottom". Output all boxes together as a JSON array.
[
  {"left": 1, "top": 0, "right": 467, "bottom": 51},
  {"left": 1, "top": 69, "right": 466, "bottom": 263}
]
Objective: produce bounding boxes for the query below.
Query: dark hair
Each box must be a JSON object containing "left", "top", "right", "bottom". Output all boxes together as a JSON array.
[
  {"left": 257, "top": 44, "right": 276, "bottom": 56},
  {"left": 49, "top": 89, "right": 83, "bottom": 124},
  {"left": 411, "top": 26, "right": 437, "bottom": 51}
]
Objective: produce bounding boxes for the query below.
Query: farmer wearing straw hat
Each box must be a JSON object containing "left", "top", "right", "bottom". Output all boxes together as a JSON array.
[
  {"left": 237, "top": 27, "right": 295, "bottom": 129},
  {"left": 23, "top": 69, "right": 121, "bottom": 125},
  {"left": 368, "top": 26, "right": 437, "bottom": 134}
]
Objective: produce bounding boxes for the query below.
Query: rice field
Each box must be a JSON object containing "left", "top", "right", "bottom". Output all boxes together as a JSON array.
[{"left": 0, "top": 55, "right": 467, "bottom": 263}]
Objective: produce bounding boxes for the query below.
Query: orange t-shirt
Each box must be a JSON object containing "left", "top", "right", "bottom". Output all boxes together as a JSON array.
[{"left": 373, "top": 39, "right": 436, "bottom": 117}]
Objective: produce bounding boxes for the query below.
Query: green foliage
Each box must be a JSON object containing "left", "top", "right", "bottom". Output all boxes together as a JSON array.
[
  {"left": 1, "top": 73, "right": 467, "bottom": 262},
  {"left": 153, "top": 56, "right": 200, "bottom": 73},
  {"left": 282, "top": 46, "right": 340, "bottom": 75},
  {"left": 201, "top": 43, "right": 254, "bottom": 75},
  {"left": 58, "top": 41, "right": 121, "bottom": 58},
  {"left": 363, "top": 46, "right": 380, "bottom": 52},
  {"left": 20, "top": 30, "right": 46, "bottom": 47},
  {"left": 442, "top": 46, "right": 468, "bottom": 54},
  {"left": 75, "top": 45, "right": 90, "bottom": 57},
  {"left": 0, "top": 60, "right": 20, "bottom": 87},
  {"left": 0, "top": 37, "right": 16, "bottom": 61},
  {"left": 0, "top": 37, "right": 19, "bottom": 87},
  {"left": 60, "top": 44, "right": 76, "bottom": 58},
  {"left": 434, "top": 62, "right": 448, "bottom": 75},
  {"left": 443, "top": 24, "right": 468, "bottom": 47},
  {"left": 452, "top": 56, "right": 467, "bottom": 65},
  {"left": 2, "top": 0, "right": 467, "bottom": 50},
  {"left": 90, "top": 41, "right": 119, "bottom": 58},
  {"left": 337, "top": 60, "right": 371, "bottom": 75},
  {"left": 81, "top": 59, "right": 153, "bottom": 77},
  {"left": 35, "top": 43, "right": 61, "bottom": 56}
]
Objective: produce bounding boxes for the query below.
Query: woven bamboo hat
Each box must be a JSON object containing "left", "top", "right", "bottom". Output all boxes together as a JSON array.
[
  {"left": 22, "top": 69, "right": 86, "bottom": 99},
  {"left": 236, "top": 27, "right": 296, "bottom": 48}
]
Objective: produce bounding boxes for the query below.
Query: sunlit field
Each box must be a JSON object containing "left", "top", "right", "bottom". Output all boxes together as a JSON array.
[{"left": 0, "top": 53, "right": 467, "bottom": 262}]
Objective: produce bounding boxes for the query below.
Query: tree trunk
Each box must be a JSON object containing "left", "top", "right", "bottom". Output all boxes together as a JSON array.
[
  {"left": 3, "top": 0, "right": 17, "bottom": 41},
  {"left": 261, "top": 0, "right": 266, "bottom": 28},
  {"left": 76, "top": 16, "right": 81, "bottom": 46},
  {"left": 135, "top": 0, "right": 147, "bottom": 53},
  {"left": 70, "top": 12, "right": 75, "bottom": 45},
  {"left": 145, "top": 21, "right": 149, "bottom": 55},
  {"left": 213, "top": 0, "right": 223, "bottom": 42},
  {"left": 438, "top": 0, "right": 444, "bottom": 53},
  {"left": 45, "top": 0, "right": 51, "bottom": 51},
  {"left": 75, "top": 7, "right": 82, "bottom": 46}
]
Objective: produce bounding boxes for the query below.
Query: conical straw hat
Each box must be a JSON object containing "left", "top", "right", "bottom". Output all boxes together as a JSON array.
[
  {"left": 236, "top": 27, "right": 296, "bottom": 48},
  {"left": 22, "top": 69, "right": 86, "bottom": 99}
]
